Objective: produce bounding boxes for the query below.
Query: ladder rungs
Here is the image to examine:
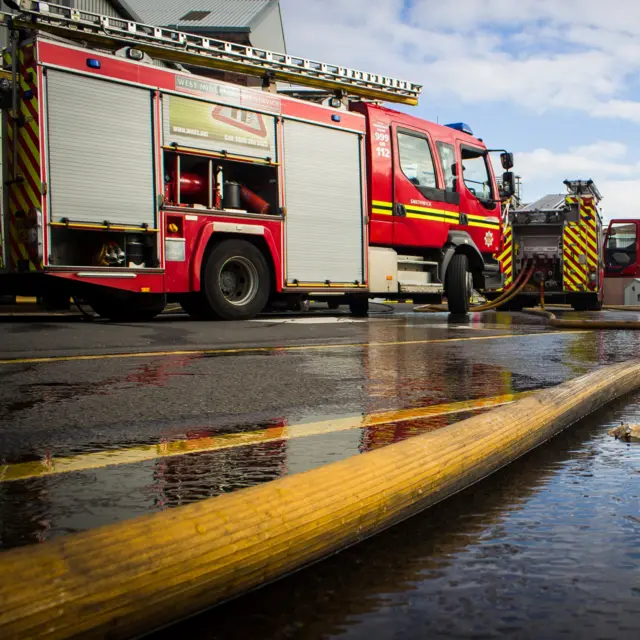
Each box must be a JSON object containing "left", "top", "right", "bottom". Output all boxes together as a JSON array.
[{"left": 11, "top": 1, "right": 422, "bottom": 105}]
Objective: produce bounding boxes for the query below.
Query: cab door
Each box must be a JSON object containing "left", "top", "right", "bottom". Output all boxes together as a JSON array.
[
  {"left": 392, "top": 125, "right": 458, "bottom": 249},
  {"left": 457, "top": 144, "right": 501, "bottom": 255},
  {"left": 604, "top": 220, "right": 639, "bottom": 277}
]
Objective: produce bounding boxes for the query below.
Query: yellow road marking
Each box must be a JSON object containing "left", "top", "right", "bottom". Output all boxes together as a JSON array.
[
  {"left": 0, "top": 392, "right": 530, "bottom": 483},
  {"left": 0, "top": 330, "right": 589, "bottom": 366}
]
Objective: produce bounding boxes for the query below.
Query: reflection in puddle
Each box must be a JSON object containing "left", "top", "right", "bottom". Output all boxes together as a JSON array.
[
  {"left": 2, "top": 357, "right": 199, "bottom": 415},
  {"left": 0, "top": 405, "right": 502, "bottom": 549},
  {"left": 152, "top": 396, "right": 640, "bottom": 640}
]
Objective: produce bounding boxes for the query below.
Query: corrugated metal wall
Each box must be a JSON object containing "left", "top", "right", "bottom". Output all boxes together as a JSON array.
[{"left": 75, "top": 1, "right": 122, "bottom": 18}]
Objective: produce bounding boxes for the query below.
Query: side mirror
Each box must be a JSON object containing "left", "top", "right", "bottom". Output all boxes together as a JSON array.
[
  {"left": 500, "top": 152, "right": 514, "bottom": 170},
  {"left": 500, "top": 171, "right": 516, "bottom": 198}
]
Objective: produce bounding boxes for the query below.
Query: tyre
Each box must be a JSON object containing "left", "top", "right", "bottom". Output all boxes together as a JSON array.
[
  {"left": 327, "top": 300, "right": 341, "bottom": 310},
  {"left": 571, "top": 294, "right": 602, "bottom": 312},
  {"left": 201, "top": 239, "right": 270, "bottom": 320},
  {"left": 179, "top": 293, "right": 208, "bottom": 320},
  {"left": 349, "top": 297, "right": 369, "bottom": 317},
  {"left": 89, "top": 292, "right": 166, "bottom": 321},
  {"left": 446, "top": 253, "right": 471, "bottom": 315}
]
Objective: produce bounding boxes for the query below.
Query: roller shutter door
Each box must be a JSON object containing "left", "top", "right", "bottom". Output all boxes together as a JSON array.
[
  {"left": 46, "top": 70, "right": 155, "bottom": 228},
  {"left": 283, "top": 120, "right": 364, "bottom": 284}
]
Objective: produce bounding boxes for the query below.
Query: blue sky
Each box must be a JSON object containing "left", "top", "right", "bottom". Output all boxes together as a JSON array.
[{"left": 280, "top": 0, "right": 640, "bottom": 221}]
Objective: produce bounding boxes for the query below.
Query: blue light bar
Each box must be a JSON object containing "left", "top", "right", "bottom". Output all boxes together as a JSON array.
[
  {"left": 445, "top": 122, "right": 473, "bottom": 136},
  {"left": 86, "top": 58, "right": 101, "bottom": 69}
]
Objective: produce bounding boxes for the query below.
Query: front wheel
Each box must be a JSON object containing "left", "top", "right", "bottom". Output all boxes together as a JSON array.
[
  {"left": 446, "top": 253, "right": 471, "bottom": 315},
  {"left": 201, "top": 240, "right": 270, "bottom": 320}
]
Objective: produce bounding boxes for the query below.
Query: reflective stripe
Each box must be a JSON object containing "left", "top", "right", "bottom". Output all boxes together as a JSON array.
[{"left": 6, "top": 44, "right": 42, "bottom": 272}]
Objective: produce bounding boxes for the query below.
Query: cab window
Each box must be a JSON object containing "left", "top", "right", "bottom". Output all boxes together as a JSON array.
[
  {"left": 398, "top": 132, "right": 437, "bottom": 189},
  {"left": 461, "top": 146, "right": 493, "bottom": 202},
  {"left": 606, "top": 222, "right": 637, "bottom": 269},
  {"left": 436, "top": 142, "right": 456, "bottom": 192}
]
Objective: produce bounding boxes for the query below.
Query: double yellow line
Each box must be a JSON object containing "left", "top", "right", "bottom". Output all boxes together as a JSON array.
[{"left": 0, "top": 392, "right": 530, "bottom": 483}]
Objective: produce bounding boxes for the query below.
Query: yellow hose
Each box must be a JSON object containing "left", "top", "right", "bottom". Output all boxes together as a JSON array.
[
  {"left": 522, "top": 307, "right": 640, "bottom": 329},
  {"left": 2, "top": 361, "right": 640, "bottom": 639},
  {"left": 602, "top": 304, "right": 640, "bottom": 311},
  {"left": 415, "top": 263, "right": 534, "bottom": 313}
]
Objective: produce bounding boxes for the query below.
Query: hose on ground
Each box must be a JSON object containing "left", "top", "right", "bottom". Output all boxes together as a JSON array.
[
  {"left": 2, "top": 361, "right": 640, "bottom": 639},
  {"left": 521, "top": 307, "right": 640, "bottom": 329},
  {"left": 415, "top": 262, "right": 535, "bottom": 313}
]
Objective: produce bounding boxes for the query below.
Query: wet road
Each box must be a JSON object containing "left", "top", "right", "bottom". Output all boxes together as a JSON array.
[{"left": 1, "top": 305, "right": 640, "bottom": 638}]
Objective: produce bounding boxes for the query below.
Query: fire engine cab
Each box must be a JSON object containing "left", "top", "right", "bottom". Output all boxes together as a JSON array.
[{"left": 0, "top": 1, "right": 515, "bottom": 320}]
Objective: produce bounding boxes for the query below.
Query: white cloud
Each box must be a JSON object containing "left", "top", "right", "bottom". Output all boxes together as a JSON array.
[
  {"left": 280, "top": 0, "right": 640, "bottom": 122},
  {"left": 280, "top": 2, "right": 640, "bottom": 221},
  {"left": 517, "top": 142, "right": 638, "bottom": 181},
  {"left": 513, "top": 142, "right": 640, "bottom": 220}
]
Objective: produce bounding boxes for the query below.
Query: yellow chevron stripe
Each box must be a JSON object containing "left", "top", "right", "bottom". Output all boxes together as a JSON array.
[
  {"left": 564, "top": 227, "right": 587, "bottom": 253},
  {"left": 564, "top": 255, "right": 586, "bottom": 282},
  {"left": 20, "top": 123, "right": 40, "bottom": 166},
  {"left": 17, "top": 149, "right": 41, "bottom": 204},
  {"left": 12, "top": 185, "right": 31, "bottom": 215}
]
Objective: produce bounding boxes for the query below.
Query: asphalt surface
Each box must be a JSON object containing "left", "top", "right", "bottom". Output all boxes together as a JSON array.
[{"left": 1, "top": 304, "right": 640, "bottom": 638}]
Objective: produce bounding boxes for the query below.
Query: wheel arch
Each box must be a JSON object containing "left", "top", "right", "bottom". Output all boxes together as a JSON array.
[
  {"left": 190, "top": 225, "right": 280, "bottom": 293},
  {"left": 441, "top": 231, "right": 484, "bottom": 285}
]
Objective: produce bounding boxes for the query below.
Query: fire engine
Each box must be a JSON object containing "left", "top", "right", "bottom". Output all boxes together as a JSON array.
[
  {"left": 493, "top": 179, "right": 604, "bottom": 311},
  {"left": 603, "top": 219, "right": 640, "bottom": 305},
  {"left": 0, "top": 1, "right": 515, "bottom": 320}
]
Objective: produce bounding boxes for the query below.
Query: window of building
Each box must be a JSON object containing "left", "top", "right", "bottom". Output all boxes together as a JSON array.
[
  {"left": 437, "top": 142, "right": 456, "bottom": 192},
  {"left": 397, "top": 132, "right": 437, "bottom": 189}
]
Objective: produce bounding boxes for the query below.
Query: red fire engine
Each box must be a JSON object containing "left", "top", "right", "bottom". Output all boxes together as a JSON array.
[
  {"left": 0, "top": 1, "right": 515, "bottom": 320},
  {"left": 603, "top": 219, "right": 640, "bottom": 304}
]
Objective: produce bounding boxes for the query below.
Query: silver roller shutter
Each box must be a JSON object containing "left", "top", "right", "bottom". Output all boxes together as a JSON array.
[
  {"left": 283, "top": 120, "right": 364, "bottom": 284},
  {"left": 46, "top": 70, "right": 155, "bottom": 227}
]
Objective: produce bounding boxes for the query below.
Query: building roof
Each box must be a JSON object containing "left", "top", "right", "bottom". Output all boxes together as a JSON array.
[{"left": 123, "top": 0, "right": 275, "bottom": 30}]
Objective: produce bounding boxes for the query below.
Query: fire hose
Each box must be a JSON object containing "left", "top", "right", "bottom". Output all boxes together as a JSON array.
[
  {"left": 414, "top": 261, "right": 535, "bottom": 313},
  {"left": 519, "top": 307, "right": 640, "bottom": 329},
  {"left": 415, "top": 263, "right": 640, "bottom": 329}
]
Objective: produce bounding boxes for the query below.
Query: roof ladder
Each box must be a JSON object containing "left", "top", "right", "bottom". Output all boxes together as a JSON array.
[{"left": 3, "top": 1, "right": 422, "bottom": 105}]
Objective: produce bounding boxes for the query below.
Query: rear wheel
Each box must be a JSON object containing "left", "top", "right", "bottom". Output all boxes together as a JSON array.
[
  {"left": 571, "top": 294, "right": 602, "bottom": 312},
  {"left": 349, "top": 297, "right": 369, "bottom": 317},
  {"left": 89, "top": 291, "right": 166, "bottom": 321},
  {"left": 446, "top": 253, "right": 471, "bottom": 315},
  {"left": 327, "top": 300, "right": 341, "bottom": 310},
  {"left": 201, "top": 240, "right": 270, "bottom": 320},
  {"left": 179, "top": 293, "right": 208, "bottom": 320}
]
